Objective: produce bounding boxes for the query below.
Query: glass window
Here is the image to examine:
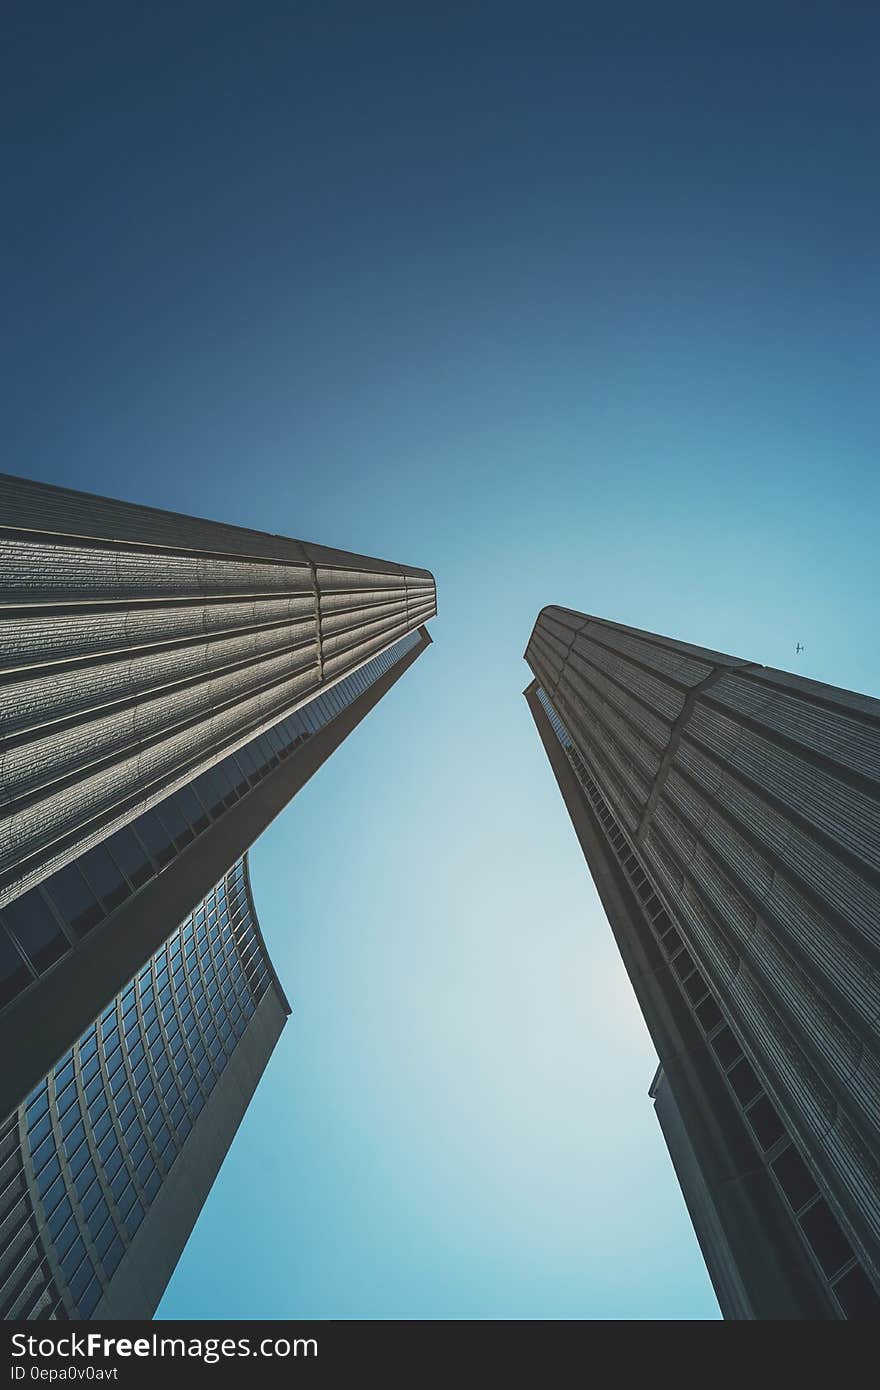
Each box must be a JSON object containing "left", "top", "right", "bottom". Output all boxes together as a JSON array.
[
  {"left": 132, "top": 811, "right": 176, "bottom": 868},
  {"left": 59, "top": 1102, "right": 82, "bottom": 1140},
  {"left": 26, "top": 1081, "right": 49, "bottom": 1117},
  {"left": 28, "top": 1110, "right": 53, "bottom": 1149},
  {"left": 86, "top": 1199, "right": 110, "bottom": 1240},
  {"left": 77, "top": 1167, "right": 99, "bottom": 1207},
  {"left": 0, "top": 925, "right": 33, "bottom": 1007},
  {"left": 76, "top": 1048, "right": 99, "bottom": 1085},
  {"left": 97, "top": 1131, "right": 118, "bottom": 1164},
  {"left": 1, "top": 890, "right": 70, "bottom": 971},
  {"left": 170, "top": 784, "right": 210, "bottom": 836},
  {"left": 68, "top": 1141, "right": 91, "bottom": 1181},
  {"left": 143, "top": 1169, "right": 161, "bottom": 1204},
  {"left": 191, "top": 768, "right": 226, "bottom": 819},
  {"left": 234, "top": 743, "right": 261, "bottom": 780},
  {"left": 124, "top": 1201, "right": 143, "bottom": 1238},
  {"left": 93, "top": 1217, "right": 116, "bottom": 1259},
  {"left": 211, "top": 762, "right": 239, "bottom": 807},
  {"left": 92, "top": 1111, "right": 113, "bottom": 1147},
  {"left": 78, "top": 844, "right": 130, "bottom": 914},
  {"left": 84, "top": 1075, "right": 104, "bottom": 1108},
  {"left": 31, "top": 1132, "right": 56, "bottom": 1175},
  {"left": 104, "top": 1148, "right": 124, "bottom": 1183},
  {"left": 41, "top": 1173, "right": 66, "bottom": 1216},
  {"left": 78, "top": 1276, "right": 103, "bottom": 1319},
  {"left": 773, "top": 1146, "right": 820, "bottom": 1213},
  {"left": 56, "top": 1079, "right": 78, "bottom": 1118},
  {"left": 226, "top": 756, "right": 250, "bottom": 799},
  {"left": 63, "top": 1121, "right": 85, "bottom": 1156},
  {"left": 710, "top": 1026, "right": 742, "bottom": 1070},
  {"left": 41, "top": 865, "right": 103, "bottom": 940},
  {"left": 110, "top": 1166, "right": 129, "bottom": 1200},
  {"left": 155, "top": 797, "right": 194, "bottom": 849},
  {"left": 103, "top": 1236, "right": 125, "bottom": 1278},
  {"left": 800, "top": 1200, "right": 853, "bottom": 1278},
  {"left": 46, "top": 1197, "right": 72, "bottom": 1241},
  {"left": 834, "top": 1265, "right": 880, "bottom": 1319},
  {"left": 106, "top": 828, "right": 153, "bottom": 889},
  {"left": 728, "top": 1057, "right": 762, "bottom": 1106},
  {"left": 61, "top": 1235, "right": 85, "bottom": 1276}
]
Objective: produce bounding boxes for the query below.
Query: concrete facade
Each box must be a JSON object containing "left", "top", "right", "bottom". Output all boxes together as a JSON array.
[
  {"left": 0, "top": 472, "right": 435, "bottom": 911},
  {"left": 525, "top": 607, "right": 880, "bottom": 1319},
  {"left": 0, "top": 475, "right": 435, "bottom": 1320},
  {"left": 0, "top": 474, "right": 435, "bottom": 1117}
]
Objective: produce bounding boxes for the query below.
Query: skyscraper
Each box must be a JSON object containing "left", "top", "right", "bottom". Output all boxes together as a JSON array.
[
  {"left": 0, "top": 472, "right": 435, "bottom": 1118},
  {"left": 0, "top": 473, "right": 435, "bottom": 1317},
  {"left": 524, "top": 605, "right": 880, "bottom": 1320},
  {"left": 1, "top": 857, "right": 287, "bottom": 1320}
]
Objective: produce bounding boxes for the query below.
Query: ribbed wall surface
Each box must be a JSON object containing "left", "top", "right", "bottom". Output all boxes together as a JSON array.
[
  {"left": 526, "top": 605, "right": 880, "bottom": 1301},
  {"left": 0, "top": 474, "right": 436, "bottom": 909}
]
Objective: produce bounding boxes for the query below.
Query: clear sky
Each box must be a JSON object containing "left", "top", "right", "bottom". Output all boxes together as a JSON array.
[{"left": 5, "top": 2, "right": 880, "bottom": 1319}]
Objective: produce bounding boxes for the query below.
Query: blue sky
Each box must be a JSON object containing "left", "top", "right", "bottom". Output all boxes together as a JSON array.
[{"left": 5, "top": 2, "right": 880, "bottom": 1318}]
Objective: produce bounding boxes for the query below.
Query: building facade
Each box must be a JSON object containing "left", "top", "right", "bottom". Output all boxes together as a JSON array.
[
  {"left": 0, "top": 857, "right": 288, "bottom": 1320},
  {"left": 0, "top": 473, "right": 435, "bottom": 1119},
  {"left": 0, "top": 474, "right": 435, "bottom": 1318},
  {"left": 524, "top": 605, "right": 880, "bottom": 1319}
]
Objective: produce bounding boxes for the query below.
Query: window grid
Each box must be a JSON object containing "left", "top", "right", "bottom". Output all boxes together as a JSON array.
[
  {"left": 535, "top": 684, "right": 880, "bottom": 1321},
  {"left": 12, "top": 859, "right": 270, "bottom": 1319},
  {"left": 0, "top": 629, "right": 422, "bottom": 1016}
]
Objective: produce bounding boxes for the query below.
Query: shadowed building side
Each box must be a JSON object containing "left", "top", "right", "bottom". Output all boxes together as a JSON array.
[{"left": 524, "top": 605, "right": 880, "bottom": 1320}]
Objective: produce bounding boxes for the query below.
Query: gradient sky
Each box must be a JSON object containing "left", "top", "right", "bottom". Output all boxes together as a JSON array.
[{"left": 5, "top": 3, "right": 880, "bottom": 1319}]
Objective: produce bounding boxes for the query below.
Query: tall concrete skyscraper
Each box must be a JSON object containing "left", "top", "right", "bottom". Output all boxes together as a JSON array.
[
  {"left": 524, "top": 606, "right": 880, "bottom": 1320},
  {"left": 0, "top": 473, "right": 435, "bottom": 1317}
]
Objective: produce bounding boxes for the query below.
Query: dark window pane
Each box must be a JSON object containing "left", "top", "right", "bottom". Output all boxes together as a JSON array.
[
  {"left": 60, "top": 1236, "right": 86, "bottom": 1279},
  {"left": 54, "top": 1058, "right": 74, "bottom": 1090},
  {"left": 710, "top": 1026, "right": 743, "bottom": 1070},
  {"left": 213, "top": 762, "right": 240, "bottom": 805},
  {"left": 0, "top": 925, "right": 33, "bottom": 1006},
  {"left": 773, "top": 1146, "right": 819, "bottom": 1212},
  {"left": 42, "top": 864, "right": 103, "bottom": 939},
  {"left": 661, "top": 927, "right": 682, "bottom": 956},
  {"left": 834, "top": 1264, "right": 880, "bottom": 1319},
  {"left": 106, "top": 828, "right": 153, "bottom": 889},
  {"left": 728, "top": 1057, "right": 763, "bottom": 1106},
  {"left": 250, "top": 733, "right": 275, "bottom": 778},
  {"left": 36, "top": 1155, "right": 61, "bottom": 1195},
  {"left": 683, "top": 971, "right": 708, "bottom": 1005},
  {"left": 154, "top": 799, "right": 194, "bottom": 850},
  {"left": 170, "top": 784, "right": 209, "bottom": 836},
  {"left": 47, "top": 1197, "right": 72, "bottom": 1241},
  {"left": 745, "top": 1095, "right": 784, "bottom": 1150},
  {"left": 233, "top": 743, "right": 260, "bottom": 780},
  {"left": 1, "top": 890, "right": 70, "bottom": 970},
  {"left": 78, "top": 1277, "right": 102, "bottom": 1319},
  {"left": 133, "top": 811, "right": 176, "bottom": 868},
  {"left": 800, "top": 1200, "right": 853, "bottom": 1278},
  {"left": 191, "top": 769, "right": 225, "bottom": 818},
  {"left": 78, "top": 844, "right": 130, "bottom": 914},
  {"left": 672, "top": 950, "right": 695, "bottom": 981},
  {"left": 695, "top": 994, "right": 723, "bottom": 1033},
  {"left": 225, "top": 756, "right": 250, "bottom": 798}
]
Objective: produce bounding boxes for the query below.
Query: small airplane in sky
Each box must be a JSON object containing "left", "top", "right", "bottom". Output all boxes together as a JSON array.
[{"left": 796, "top": 642, "right": 805, "bottom": 654}]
